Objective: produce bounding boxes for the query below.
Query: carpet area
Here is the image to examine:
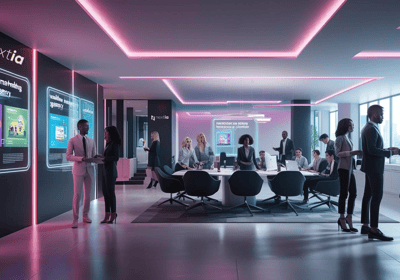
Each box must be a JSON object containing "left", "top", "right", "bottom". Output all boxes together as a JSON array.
[{"left": 132, "top": 197, "right": 398, "bottom": 223}]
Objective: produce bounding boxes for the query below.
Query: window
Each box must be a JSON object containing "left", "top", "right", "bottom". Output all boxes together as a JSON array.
[
  {"left": 379, "top": 99, "right": 390, "bottom": 163},
  {"left": 330, "top": 111, "right": 338, "bottom": 141},
  {"left": 359, "top": 103, "right": 368, "bottom": 132},
  {"left": 392, "top": 96, "right": 400, "bottom": 164}
]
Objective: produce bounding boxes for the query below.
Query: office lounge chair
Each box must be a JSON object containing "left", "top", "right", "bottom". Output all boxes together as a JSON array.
[
  {"left": 309, "top": 178, "right": 340, "bottom": 210},
  {"left": 228, "top": 171, "right": 264, "bottom": 216},
  {"left": 266, "top": 171, "right": 305, "bottom": 216},
  {"left": 154, "top": 167, "right": 188, "bottom": 207},
  {"left": 183, "top": 171, "right": 222, "bottom": 215}
]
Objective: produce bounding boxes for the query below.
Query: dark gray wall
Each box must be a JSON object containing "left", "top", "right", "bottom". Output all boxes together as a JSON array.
[{"left": 291, "top": 100, "right": 311, "bottom": 161}]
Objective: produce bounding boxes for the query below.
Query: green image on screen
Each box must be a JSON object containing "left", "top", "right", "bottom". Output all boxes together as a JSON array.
[{"left": 4, "top": 105, "right": 28, "bottom": 147}]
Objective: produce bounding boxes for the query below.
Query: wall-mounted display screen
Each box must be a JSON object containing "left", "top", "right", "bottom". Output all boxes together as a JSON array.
[
  {"left": 216, "top": 132, "right": 231, "bottom": 146},
  {"left": 0, "top": 68, "right": 30, "bottom": 173},
  {"left": 46, "top": 87, "right": 94, "bottom": 169}
]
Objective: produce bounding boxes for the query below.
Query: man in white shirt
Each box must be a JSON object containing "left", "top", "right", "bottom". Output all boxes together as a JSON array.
[
  {"left": 66, "top": 119, "right": 96, "bottom": 228},
  {"left": 273, "top": 131, "right": 295, "bottom": 163}
]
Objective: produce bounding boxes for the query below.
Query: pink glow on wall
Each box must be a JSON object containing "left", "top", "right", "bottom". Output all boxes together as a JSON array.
[
  {"left": 353, "top": 51, "right": 400, "bottom": 58},
  {"left": 139, "top": 76, "right": 383, "bottom": 106},
  {"left": 76, "top": 0, "right": 346, "bottom": 58},
  {"left": 32, "top": 50, "right": 38, "bottom": 225}
]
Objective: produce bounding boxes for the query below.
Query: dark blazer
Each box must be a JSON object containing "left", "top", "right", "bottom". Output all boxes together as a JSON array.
[
  {"left": 147, "top": 140, "right": 161, "bottom": 168},
  {"left": 361, "top": 122, "right": 390, "bottom": 174},
  {"left": 278, "top": 138, "right": 295, "bottom": 159},
  {"left": 326, "top": 139, "right": 335, "bottom": 152},
  {"left": 237, "top": 146, "right": 260, "bottom": 170},
  {"left": 103, "top": 141, "right": 120, "bottom": 178},
  {"left": 321, "top": 160, "right": 339, "bottom": 180}
]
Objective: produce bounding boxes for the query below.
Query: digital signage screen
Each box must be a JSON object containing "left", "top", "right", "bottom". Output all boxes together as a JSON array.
[
  {"left": 0, "top": 68, "right": 30, "bottom": 173},
  {"left": 46, "top": 87, "right": 95, "bottom": 169},
  {"left": 216, "top": 132, "right": 231, "bottom": 146}
]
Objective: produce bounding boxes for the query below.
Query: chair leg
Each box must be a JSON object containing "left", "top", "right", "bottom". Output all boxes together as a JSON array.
[
  {"left": 310, "top": 200, "right": 329, "bottom": 210},
  {"left": 158, "top": 198, "right": 172, "bottom": 207},
  {"left": 245, "top": 203, "right": 254, "bottom": 216},
  {"left": 158, "top": 194, "right": 189, "bottom": 207},
  {"left": 262, "top": 195, "right": 280, "bottom": 203},
  {"left": 171, "top": 198, "right": 189, "bottom": 207},
  {"left": 185, "top": 197, "right": 222, "bottom": 215},
  {"left": 205, "top": 196, "right": 219, "bottom": 202},
  {"left": 286, "top": 201, "right": 299, "bottom": 216}
]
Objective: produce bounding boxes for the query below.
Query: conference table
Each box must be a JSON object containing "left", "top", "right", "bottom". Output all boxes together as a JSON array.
[{"left": 173, "top": 168, "right": 318, "bottom": 207}]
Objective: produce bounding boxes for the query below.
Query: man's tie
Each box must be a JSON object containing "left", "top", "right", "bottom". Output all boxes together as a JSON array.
[{"left": 82, "top": 136, "right": 87, "bottom": 158}]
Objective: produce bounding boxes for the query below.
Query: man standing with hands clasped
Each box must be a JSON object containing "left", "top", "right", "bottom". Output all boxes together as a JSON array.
[
  {"left": 66, "top": 119, "right": 96, "bottom": 228},
  {"left": 360, "top": 105, "right": 399, "bottom": 241}
]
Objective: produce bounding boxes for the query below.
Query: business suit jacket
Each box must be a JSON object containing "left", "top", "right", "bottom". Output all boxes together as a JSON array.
[
  {"left": 237, "top": 146, "right": 260, "bottom": 170},
  {"left": 361, "top": 122, "right": 390, "bottom": 174},
  {"left": 278, "top": 138, "right": 294, "bottom": 159},
  {"left": 148, "top": 140, "right": 160, "bottom": 168},
  {"left": 103, "top": 141, "right": 120, "bottom": 178},
  {"left": 327, "top": 139, "right": 339, "bottom": 162},
  {"left": 66, "top": 134, "right": 96, "bottom": 176},
  {"left": 321, "top": 160, "right": 339, "bottom": 180},
  {"left": 335, "top": 135, "right": 355, "bottom": 171}
]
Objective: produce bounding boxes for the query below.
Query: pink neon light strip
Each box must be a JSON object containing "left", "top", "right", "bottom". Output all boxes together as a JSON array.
[
  {"left": 76, "top": 0, "right": 346, "bottom": 58},
  {"left": 353, "top": 51, "right": 400, "bottom": 59},
  {"left": 162, "top": 79, "right": 281, "bottom": 105},
  {"left": 32, "top": 49, "right": 38, "bottom": 225},
  {"left": 156, "top": 77, "right": 382, "bottom": 106},
  {"left": 122, "top": 76, "right": 378, "bottom": 80}
]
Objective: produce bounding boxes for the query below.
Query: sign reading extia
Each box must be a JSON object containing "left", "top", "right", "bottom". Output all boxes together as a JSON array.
[{"left": 0, "top": 47, "right": 25, "bottom": 65}]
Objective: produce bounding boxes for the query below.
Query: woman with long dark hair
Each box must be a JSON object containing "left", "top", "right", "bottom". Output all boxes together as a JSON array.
[
  {"left": 335, "top": 118, "right": 362, "bottom": 232},
  {"left": 98, "top": 126, "right": 121, "bottom": 224}
]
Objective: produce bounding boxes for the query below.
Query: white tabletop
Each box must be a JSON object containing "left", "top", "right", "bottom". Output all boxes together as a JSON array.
[{"left": 173, "top": 168, "right": 318, "bottom": 177}]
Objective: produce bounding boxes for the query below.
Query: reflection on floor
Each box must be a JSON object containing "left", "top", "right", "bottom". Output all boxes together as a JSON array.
[{"left": 1, "top": 179, "right": 400, "bottom": 280}]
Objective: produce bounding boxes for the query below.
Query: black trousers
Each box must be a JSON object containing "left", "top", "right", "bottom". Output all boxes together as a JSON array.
[
  {"left": 361, "top": 173, "right": 384, "bottom": 228},
  {"left": 338, "top": 169, "right": 357, "bottom": 214},
  {"left": 303, "top": 176, "right": 331, "bottom": 200},
  {"left": 103, "top": 175, "right": 117, "bottom": 213},
  {"left": 281, "top": 154, "right": 291, "bottom": 164}
]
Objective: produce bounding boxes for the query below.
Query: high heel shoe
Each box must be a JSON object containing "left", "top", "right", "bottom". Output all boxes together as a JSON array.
[
  {"left": 100, "top": 212, "right": 110, "bottom": 223},
  {"left": 345, "top": 218, "right": 358, "bottom": 232},
  {"left": 153, "top": 180, "right": 158, "bottom": 188},
  {"left": 146, "top": 179, "right": 154, "bottom": 189},
  {"left": 337, "top": 218, "right": 351, "bottom": 232},
  {"left": 108, "top": 213, "right": 118, "bottom": 224}
]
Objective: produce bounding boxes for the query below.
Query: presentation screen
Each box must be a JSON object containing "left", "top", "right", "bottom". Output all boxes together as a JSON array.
[
  {"left": 213, "top": 119, "right": 258, "bottom": 156},
  {"left": 46, "top": 87, "right": 95, "bottom": 168},
  {"left": 0, "top": 68, "right": 30, "bottom": 173}
]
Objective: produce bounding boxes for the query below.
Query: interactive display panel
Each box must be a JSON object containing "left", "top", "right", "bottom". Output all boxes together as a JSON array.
[
  {"left": 0, "top": 68, "right": 30, "bottom": 173},
  {"left": 46, "top": 87, "right": 95, "bottom": 168},
  {"left": 216, "top": 132, "right": 231, "bottom": 146}
]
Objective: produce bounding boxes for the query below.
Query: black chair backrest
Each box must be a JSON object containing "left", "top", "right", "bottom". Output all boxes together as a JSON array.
[
  {"left": 163, "top": 165, "right": 173, "bottom": 176},
  {"left": 174, "top": 163, "right": 185, "bottom": 172},
  {"left": 318, "top": 159, "right": 328, "bottom": 173},
  {"left": 220, "top": 152, "right": 227, "bottom": 164},
  {"left": 155, "top": 167, "right": 184, "bottom": 193},
  {"left": 315, "top": 178, "right": 340, "bottom": 196},
  {"left": 228, "top": 171, "right": 263, "bottom": 196},
  {"left": 269, "top": 171, "right": 305, "bottom": 197},
  {"left": 225, "top": 156, "right": 236, "bottom": 167},
  {"left": 183, "top": 171, "right": 220, "bottom": 197}
]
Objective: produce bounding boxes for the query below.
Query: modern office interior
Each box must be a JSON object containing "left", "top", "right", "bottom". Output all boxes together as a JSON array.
[{"left": 1, "top": 0, "right": 400, "bottom": 279}]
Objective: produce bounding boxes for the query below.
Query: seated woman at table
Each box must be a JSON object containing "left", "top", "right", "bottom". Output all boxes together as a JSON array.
[
  {"left": 178, "top": 137, "right": 198, "bottom": 169},
  {"left": 237, "top": 134, "right": 260, "bottom": 171},
  {"left": 301, "top": 149, "right": 338, "bottom": 203},
  {"left": 292, "top": 147, "right": 308, "bottom": 169},
  {"left": 194, "top": 132, "right": 215, "bottom": 169},
  {"left": 307, "top": 149, "right": 322, "bottom": 172}
]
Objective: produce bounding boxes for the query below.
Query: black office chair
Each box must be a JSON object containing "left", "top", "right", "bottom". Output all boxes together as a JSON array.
[
  {"left": 220, "top": 152, "right": 227, "bottom": 166},
  {"left": 228, "top": 171, "right": 264, "bottom": 216},
  {"left": 163, "top": 165, "right": 174, "bottom": 176},
  {"left": 318, "top": 159, "right": 328, "bottom": 173},
  {"left": 309, "top": 178, "right": 340, "bottom": 210},
  {"left": 154, "top": 167, "right": 188, "bottom": 207},
  {"left": 174, "top": 163, "right": 185, "bottom": 172},
  {"left": 183, "top": 171, "right": 222, "bottom": 214},
  {"left": 266, "top": 171, "right": 305, "bottom": 216}
]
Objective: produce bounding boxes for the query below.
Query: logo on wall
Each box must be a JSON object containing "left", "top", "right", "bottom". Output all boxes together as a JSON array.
[
  {"left": 150, "top": 115, "right": 169, "bottom": 121},
  {"left": 0, "top": 47, "right": 25, "bottom": 65}
]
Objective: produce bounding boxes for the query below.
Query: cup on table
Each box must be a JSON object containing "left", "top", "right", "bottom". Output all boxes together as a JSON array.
[{"left": 214, "top": 161, "right": 220, "bottom": 172}]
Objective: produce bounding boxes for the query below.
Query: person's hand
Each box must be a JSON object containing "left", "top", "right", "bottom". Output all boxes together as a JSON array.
[
  {"left": 272, "top": 147, "right": 278, "bottom": 151},
  {"left": 350, "top": 150, "right": 362, "bottom": 156},
  {"left": 390, "top": 147, "right": 399, "bottom": 155},
  {"left": 85, "top": 158, "right": 94, "bottom": 163}
]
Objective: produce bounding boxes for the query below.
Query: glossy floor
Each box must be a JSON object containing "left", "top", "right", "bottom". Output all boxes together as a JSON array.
[{"left": 1, "top": 179, "right": 400, "bottom": 280}]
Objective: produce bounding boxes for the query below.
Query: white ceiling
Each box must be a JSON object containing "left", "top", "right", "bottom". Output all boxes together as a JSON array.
[{"left": 1, "top": 0, "right": 400, "bottom": 112}]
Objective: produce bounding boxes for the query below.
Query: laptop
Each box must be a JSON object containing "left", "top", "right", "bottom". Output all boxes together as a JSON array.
[{"left": 285, "top": 160, "right": 300, "bottom": 171}]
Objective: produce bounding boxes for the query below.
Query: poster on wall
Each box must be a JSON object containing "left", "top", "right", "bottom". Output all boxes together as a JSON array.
[
  {"left": 46, "top": 87, "right": 95, "bottom": 168},
  {"left": 0, "top": 68, "right": 30, "bottom": 173}
]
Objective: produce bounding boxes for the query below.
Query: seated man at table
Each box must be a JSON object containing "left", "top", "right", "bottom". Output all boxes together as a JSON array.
[
  {"left": 292, "top": 148, "right": 308, "bottom": 169},
  {"left": 301, "top": 149, "right": 338, "bottom": 203},
  {"left": 256, "top": 150, "right": 268, "bottom": 170}
]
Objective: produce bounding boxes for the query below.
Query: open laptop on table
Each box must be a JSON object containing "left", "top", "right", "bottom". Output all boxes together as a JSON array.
[{"left": 285, "top": 160, "right": 300, "bottom": 171}]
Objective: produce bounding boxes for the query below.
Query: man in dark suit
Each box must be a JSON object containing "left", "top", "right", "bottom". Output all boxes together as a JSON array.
[
  {"left": 361, "top": 105, "right": 398, "bottom": 241},
  {"left": 301, "top": 149, "right": 338, "bottom": 203},
  {"left": 319, "top": 133, "right": 338, "bottom": 162},
  {"left": 273, "top": 131, "right": 294, "bottom": 163}
]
